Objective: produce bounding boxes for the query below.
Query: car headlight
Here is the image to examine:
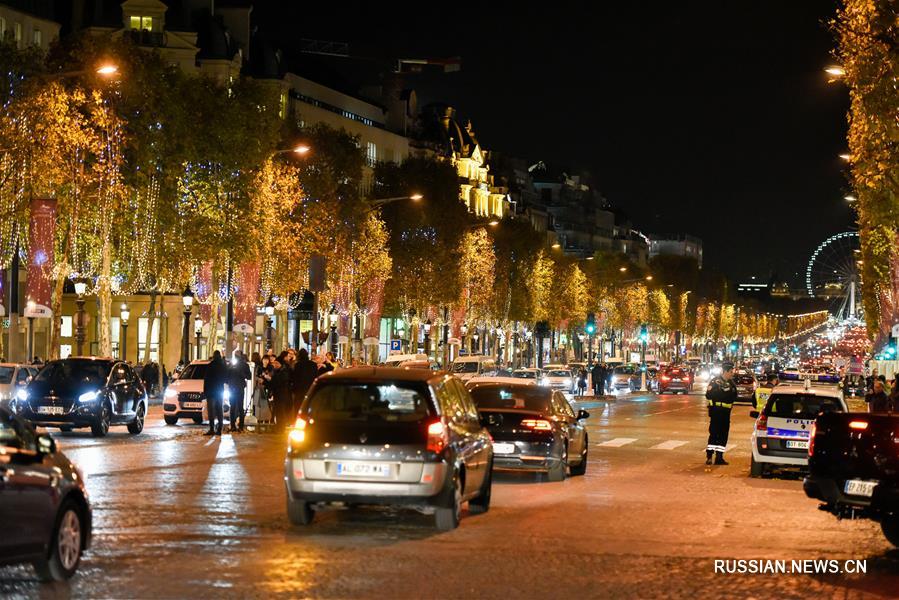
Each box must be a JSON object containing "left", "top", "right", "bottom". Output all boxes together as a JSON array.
[
  {"left": 78, "top": 390, "right": 99, "bottom": 403},
  {"left": 223, "top": 387, "right": 231, "bottom": 401},
  {"left": 164, "top": 388, "right": 178, "bottom": 399},
  {"left": 540, "top": 377, "right": 548, "bottom": 385},
  {"left": 16, "top": 388, "right": 28, "bottom": 402}
]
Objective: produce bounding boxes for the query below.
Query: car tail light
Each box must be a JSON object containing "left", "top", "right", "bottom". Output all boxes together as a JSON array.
[
  {"left": 660, "top": 375, "right": 671, "bottom": 382},
  {"left": 808, "top": 422, "right": 816, "bottom": 457},
  {"left": 756, "top": 413, "right": 768, "bottom": 431},
  {"left": 848, "top": 420, "right": 868, "bottom": 430},
  {"left": 521, "top": 419, "right": 553, "bottom": 431},
  {"left": 288, "top": 417, "right": 306, "bottom": 447},
  {"left": 427, "top": 420, "right": 448, "bottom": 454}
]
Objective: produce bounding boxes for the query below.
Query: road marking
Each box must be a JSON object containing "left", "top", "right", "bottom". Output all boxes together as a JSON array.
[
  {"left": 650, "top": 440, "right": 688, "bottom": 450},
  {"left": 643, "top": 404, "right": 695, "bottom": 417},
  {"left": 725, "top": 444, "right": 737, "bottom": 452},
  {"left": 598, "top": 437, "right": 638, "bottom": 447}
]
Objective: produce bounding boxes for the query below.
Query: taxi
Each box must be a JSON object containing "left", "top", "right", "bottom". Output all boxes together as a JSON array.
[{"left": 748, "top": 372, "right": 847, "bottom": 478}]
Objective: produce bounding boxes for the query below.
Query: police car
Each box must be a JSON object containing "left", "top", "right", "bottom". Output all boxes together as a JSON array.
[{"left": 748, "top": 372, "right": 847, "bottom": 478}]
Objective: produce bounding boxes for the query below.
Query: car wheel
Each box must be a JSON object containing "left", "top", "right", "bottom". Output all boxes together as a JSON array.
[
  {"left": 127, "top": 404, "right": 145, "bottom": 434},
  {"left": 570, "top": 437, "right": 588, "bottom": 476},
  {"left": 468, "top": 460, "right": 492, "bottom": 515},
  {"left": 434, "top": 470, "right": 462, "bottom": 531},
  {"left": 286, "top": 492, "right": 314, "bottom": 526},
  {"left": 192, "top": 415, "right": 203, "bottom": 425},
  {"left": 547, "top": 443, "right": 567, "bottom": 482},
  {"left": 749, "top": 456, "right": 766, "bottom": 478},
  {"left": 164, "top": 415, "right": 178, "bottom": 426},
  {"left": 90, "top": 403, "right": 111, "bottom": 437},
  {"left": 882, "top": 514, "right": 899, "bottom": 548},
  {"left": 33, "top": 500, "right": 84, "bottom": 582}
]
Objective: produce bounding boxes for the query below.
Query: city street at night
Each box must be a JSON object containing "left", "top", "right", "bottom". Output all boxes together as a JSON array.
[{"left": 1, "top": 393, "right": 895, "bottom": 598}]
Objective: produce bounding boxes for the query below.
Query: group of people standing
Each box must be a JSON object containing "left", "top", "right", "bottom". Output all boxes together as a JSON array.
[
  {"left": 251, "top": 349, "right": 339, "bottom": 431},
  {"left": 864, "top": 371, "right": 899, "bottom": 413},
  {"left": 201, "top": 350, "right": 252, "bottom": 436}
]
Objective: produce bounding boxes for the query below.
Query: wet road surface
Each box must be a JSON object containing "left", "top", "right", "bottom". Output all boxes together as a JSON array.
[{"left": 2, "top": 391, "right": 897, "bottom": 598}]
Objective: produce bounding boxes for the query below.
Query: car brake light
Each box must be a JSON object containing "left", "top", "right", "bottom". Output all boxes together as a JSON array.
[
  {"left": 288, "top": 417, "right": 306, "bottom": 446},
  {"left": 808, "top": 422, "right": 816, "bottom": 457},
  {"left": 660, "top": 375, "right": 671, "bottom": 382},
  {"left": 427, "top": 420, "right": 448, "bottom": 453},
  {"left": 848, "top": 420, "right": 868, "bottom": 430},
  {"left": 756, "top": 413, "right": 768, "bottom": 431},
  {"left": 521, "top": 419, "right": 553, "bottom": 431}
]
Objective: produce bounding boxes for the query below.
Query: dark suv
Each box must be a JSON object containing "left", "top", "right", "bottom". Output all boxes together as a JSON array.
[
  {"left": 17, "top": 358, "right": 148, "bottom": 437},
  {"left": 284, "top": 367, "right": 493, "bottom": 531},
  {"left": 0, "top": 406, "right": 92, "bottom": 580}
]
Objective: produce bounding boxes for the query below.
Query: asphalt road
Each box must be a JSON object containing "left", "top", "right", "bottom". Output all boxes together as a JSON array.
[{"left": 1, "top": 390, "right": 897, "bottom": 599}]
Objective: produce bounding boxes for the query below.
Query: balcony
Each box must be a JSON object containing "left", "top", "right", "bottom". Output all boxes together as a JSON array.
[{"left": 124, "top": 29, "right": 166, "bottom": 48}]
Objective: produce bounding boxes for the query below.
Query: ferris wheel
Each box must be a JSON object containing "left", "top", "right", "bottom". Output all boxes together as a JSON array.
[{"left": 805, "top": 231, "right": 860, "bottom": 320}]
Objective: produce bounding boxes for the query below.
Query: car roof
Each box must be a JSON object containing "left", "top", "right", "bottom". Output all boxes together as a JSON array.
[
  {"left": 453, "top": 355, "right": 493, "bottom": 363},
  {"left": 514, "top": 367, "right": 539, "bottom": 372},
  {"left": 468, "top": 376, "right": 537, "bottom": 386},
  {"left": 188, "top": 360, "right": 211, "bottom": 365},
  {"left": 771, "top": 383, "right": 844, "bottom": 400},
  {"left": 316, "top": 366, "right": 447, "bottom": 384}
]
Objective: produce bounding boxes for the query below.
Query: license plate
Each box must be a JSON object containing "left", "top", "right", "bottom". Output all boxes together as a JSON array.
[
  {"left": 37, "top": 406, "right": 65, "bottom": 415},
  {"left": 785, "top": 440, "right": 808, "bottom": 449},
  {"left": 493, "top": 442, "right": 515, "bottom": 455},
  {"left": 844, "top": 479, "right": 877, "bottom": 497},
  {"left": 336, "top": 462, "right": 391, "bottom": 477},
  {"left": 183, "top": 402, "right": 203, "bottom": 409},
  {"left": 672, "top": 379, "right": 681, "bottom": 382}
]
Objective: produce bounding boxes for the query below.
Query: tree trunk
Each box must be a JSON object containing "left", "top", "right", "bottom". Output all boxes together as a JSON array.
[
  {"left": 98, "top": 242, "right": 112, "bottom": 357},
  {"left": 206, "top": 293, "right": 220, "bottom": 357},
  {"left": 48, "top": 267, "right": 66, "bottom": 360},
  {"left": 143, "top": 288, "right": 157, "bottom": 364}
]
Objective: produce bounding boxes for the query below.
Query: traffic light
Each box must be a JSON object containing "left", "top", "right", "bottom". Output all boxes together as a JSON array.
[
  {"left": 585, "top": 312, "right": 596, "bottom": 335},
  {"left": 885, "top": 343, "right": 896, "bottom": 357},
  {"left": 639, "top": 324, "right": 648, "bottom": 343},
  {"left": 729, "top": 341, "right": 738, "bottom": 353},
  {"left": 769, "top": 343, "right": 777, "bottom": 353}
]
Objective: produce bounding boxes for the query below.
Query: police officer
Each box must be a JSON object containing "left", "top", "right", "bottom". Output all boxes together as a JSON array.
[
  {"left": 705, "top": 362, "right": 737, "bottom": 465},
  {"left": 754, "top": 373, "right": 778, "bottom": 413}
]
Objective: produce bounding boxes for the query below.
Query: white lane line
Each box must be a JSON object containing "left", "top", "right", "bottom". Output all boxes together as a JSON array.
[
  {"left": 725, "top": 444, "right": 737, "bottom": 452},
  {"left": 598, "top": 437, "right": 638, "bottom": 447},
  {"left": 650, "top": 440, "right": 688, "bottom": 450}
]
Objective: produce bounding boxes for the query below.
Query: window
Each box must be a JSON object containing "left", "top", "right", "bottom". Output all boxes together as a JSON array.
[
  {"left": 0, "top": 409, "right": 36, "bottom": 452},
  {"left": 32, "top": 29, "right": 41, "bottom": 47},
  {"left": 60, "top": 344, "right": 72, "bottom": 359},
  {"left": 305, "top": 383, "right": 433, "bottom": 423},
  {"left": 0, "top": 18, "right": 6, "bottom": 39},
  {"left": 366, "top": 141, "right": 377, "bottom": 167},
  {"left": 110, "top": 316, "right": 120, "bottom": 344},
  {"left": 14, "top": 22, "right": 21, "bottom": 47},
  {"left": 138, "top": 317, "right": 161, "bottom": 362},
  {"left": 129, "top": 16, "right": 153, "bottom": 30},
  {"left": 15, "top": 368, "right": 30, "bottom": 385},
  {"left": 469, "top": 386, "right": 552, "bottom": 413},
  {"left": 60, "top": 315, "right": 73, "bottom": 338}
]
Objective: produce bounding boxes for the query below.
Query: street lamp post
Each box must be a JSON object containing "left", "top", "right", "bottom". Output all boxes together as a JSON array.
[
  {"left": 461, "top": 323, "right": 469, "bottom": 354},
  {"left": 423, "top": 319, "right": 432, "bottom": 358},
  {"left": 328, "top": 305, "right": 338, "bottom": 355},
  {"left": 73, "top": 279, "right": 88, "bottom": 356},
  {"left": 180, "top": 286, "right": 193, "bottom": 365},
  {"left": 120, "top": 303, "right": 130, "bottom": 362},
  {"left": 194, "top": 316, "right": 203, "bottom": 360},
  {"left": 264, "top": 297, "right": 276, "bottom": 353}
]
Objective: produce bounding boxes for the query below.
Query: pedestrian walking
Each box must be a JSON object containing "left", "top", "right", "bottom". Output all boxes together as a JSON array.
[
  {"left": 591, "top": 362, "right": 603, "bottom": 396},
  {"left": 576, "top": 367, "right": 587, "bottom": 396},
  {"left": 203, "top": 350, "right": 228, "bottom": 436},
  {"left": 705, "top": 362, "right": 737, "bottom": 465},
  {"left": 291, "top": 348, "right": 318, "bottom": 414},
  {"left": 270, "top": 354, "right": 293, "bottom": 430},
  {"left": 229, "top": 350, "right": 252, "bottom": 432}
]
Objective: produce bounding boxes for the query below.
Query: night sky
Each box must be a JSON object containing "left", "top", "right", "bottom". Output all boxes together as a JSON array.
[{"left": 253, "top": 1, "right": 851, "bottom": 286}]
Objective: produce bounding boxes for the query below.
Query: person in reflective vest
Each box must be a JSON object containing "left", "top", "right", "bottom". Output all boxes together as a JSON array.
[
  {"left": 754, "top": 373, "right": 778, "bottom": 413},
  {"left": 705, "top": 363, "right": 737, "bottom": 465}
]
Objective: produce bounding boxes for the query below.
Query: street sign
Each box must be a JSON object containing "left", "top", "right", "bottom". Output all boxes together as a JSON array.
[{"left": 390, "top": 339, "right": 402, "bottom": 352}]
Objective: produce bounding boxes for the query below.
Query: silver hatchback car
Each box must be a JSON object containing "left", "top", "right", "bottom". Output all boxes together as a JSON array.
[{"left": 284, "top": 368, "right": 493, "bottom": 530}]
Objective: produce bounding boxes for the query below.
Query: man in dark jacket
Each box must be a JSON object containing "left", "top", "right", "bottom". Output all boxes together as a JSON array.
[
  {"left": 292, "top": 348, "right": 318, "bottom": 414},
  {"left": 229, "top": 350, "right": 252, "bottom": 433},
  {"left": 591, "top": 362, "right": 604, "bottom": 396},
  {"left": 705, "top": 363, "right": 737, "bottom": 465},
  {"left": 203, "top": 351, "right": 228, "bottom": 436},
  {"left": 867, "top": 379, "right": 892, "bottom": 413}
]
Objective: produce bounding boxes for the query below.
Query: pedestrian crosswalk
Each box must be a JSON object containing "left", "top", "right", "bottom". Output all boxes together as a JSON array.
[
  {"left": 593, "top": 438, "right": 743, "bottom": 452},
  {"left": 598, "top": 437, "right": 639, "bottom": 447},
  {"left": 649, "top": 440, "right": 688, "bottom": 450}
]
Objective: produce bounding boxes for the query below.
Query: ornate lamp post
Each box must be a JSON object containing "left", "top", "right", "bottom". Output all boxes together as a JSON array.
[
  {"left": 181, "top": 285, "right": 194, "bottom": 365},
  {"left": 423, "top": 319, "right": 432, "bottom": 357},
  {"left": 120, "top": 303, "right": 130, "bottom": 362},
  {"left": 264, "top": 296, "right": 275, "bottom": 352},
  {"left": 194, "top": 315, "right": 203, "bottom": 360},
  {"left": 328, "top": 304, "right": 339, "bottom": 355},
  {"left": 73, "top": 278, "right": 88, "bottom": 356},
  {"left": 461, "top": 322, "right": 468, "bottom": 354}
]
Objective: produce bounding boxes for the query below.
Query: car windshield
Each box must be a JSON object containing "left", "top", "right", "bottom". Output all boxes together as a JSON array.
[
  {"left": 665, "top": 369, "right": 686, "bottom": 377},
  {"left": 766, "top": 394, "right": 843, "bottom": 419},
  {"left": 614, "top": 366, "right": 634, "bottom": 375},
  {"left": 34, "top": 360, "right": 110, "bottom": 390},
  {"left": 735, "top": 375, "right": 754, "bottom": 384},
  {"left": 306, "top": 382, "right": 432, "bottom": 423},
  {"left": 469, "top": 386, "right": 553, "bottom": 412},
  {"left": 512, "top": 370, "right": 536, "bottom": 378},
  {"left": 546, "top": 370, "right": 571, "bottom": 377},
  {"left": 0, "top": 367, "right": 14, "bottom": 384},
  {"left": 180, "top": 364, "right": 209, "bottom": 380},
  {"left": 452, "top": 361, "right": 479, "bottom": 373}
]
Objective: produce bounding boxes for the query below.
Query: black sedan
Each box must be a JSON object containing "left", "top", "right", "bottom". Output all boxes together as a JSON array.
[
  {"left": 466, "top": 381, "right": 589, "bottom": 481},
  {"left": 0, "top": 406, "right": 92, "bottom": 581},
  {"left": 17, "top": 358, "right": 147, "bottom": 437}
]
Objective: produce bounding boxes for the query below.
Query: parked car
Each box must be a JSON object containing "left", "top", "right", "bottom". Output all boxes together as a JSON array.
[
  {"left": 804, "top": 411, "right": 899, "bottom": 548},
  {"left": 162, "top": 359, "right": 233, "bottom": 426},
  {"left": 284, "top": 367, "right": 493, "bottom": 530},
  {"left": 540, "top": 366, "right": 576, "bottom": 393},
  {"left": 467, "top": 380, "right": 589, "bottom": 481},
  {"left": 656, "top": 366, "right": 693, "bottom": 394},
  {"left": 610, "top": 364, "right": 642, "bottom": 392},
  {"left": 0, "top": 363, "right": 39, "bottom": 413},
  {"left": 0, "top": 406, "right": 92, "bottom": 580},
  {"left": 17, "top": 358, "right": 147, "bottom": 437},
  {"left": 450, "top": 355, "right": 497, "bottom": 382}
]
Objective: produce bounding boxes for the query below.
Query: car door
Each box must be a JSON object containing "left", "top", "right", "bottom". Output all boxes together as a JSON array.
[
  {"left": 453, "top": 379, "right": 488, "bottom": 492},
  {"left": 0, "top": 408, "right": 56, "bottom": 559},
  {"left": 560, "top": 393, "right": 587, "bottom": 456},
  {"left": 109, "top": 363, "right": 131, "bottom": 420},
  {"left": 552, "top": 392, "right": 580, "bottom": 456},
  {"left": 436, "top": 380, "right": 479, "bottom": 496},
  {"left": 124, "top": 364, "right": 143, "bottom": 413}
]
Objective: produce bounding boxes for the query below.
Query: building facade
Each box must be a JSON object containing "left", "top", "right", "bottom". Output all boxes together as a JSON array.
[
  {"left": 0, "top": 0, "right": 59, "bottom": 50},
  {"left": 648, "top": 234, "right": 703, "bottom": 268}
]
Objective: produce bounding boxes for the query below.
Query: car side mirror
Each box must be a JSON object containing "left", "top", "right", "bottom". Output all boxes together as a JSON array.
[
  {"left": 37, "top": 434, "right": 56, "bottom": 455},
  {"left": 749, "top": 410, "right": 759, "bottom": 419},
  {"left": 577, "top": 409, "right": 590, "bottom": 420}
]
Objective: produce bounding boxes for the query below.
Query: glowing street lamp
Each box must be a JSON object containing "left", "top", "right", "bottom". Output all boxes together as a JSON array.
[
  {"left": 95, "top": 63, "right": 119, "bottom": 76},
  {"left": 825, "top": 65, "right": 846, "bottom": 78},
  {"left": 328, "top": 304, "right": 339, "bottom": 355},
  {"left": 120, "top": 303, "right": 130, "bottom": 362},
  {"left": 73, "top": 278, "right": 89, "bottom": 356},
  {"left": 180, "top": 285, "right": 194, "bottom": 365}
]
